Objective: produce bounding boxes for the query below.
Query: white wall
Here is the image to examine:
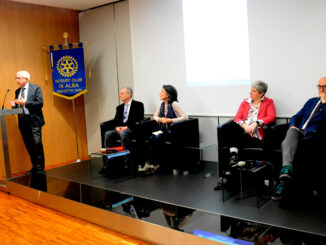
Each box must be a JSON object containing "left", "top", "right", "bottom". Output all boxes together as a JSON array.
[
  {"left": 129, "top": 0, "right": 326, "bottom": 117},
  {"left": 79, "top": 0, "right": 326, "bottom": 160},
  {"left": 247, "top": 0, "right": 326, "bottom": 116},
  {"left": 129, "top": 0, "right": 189, "bottom": 114},
  {"left": 79, "top": 1, "right": 134, "bottom": 154}
]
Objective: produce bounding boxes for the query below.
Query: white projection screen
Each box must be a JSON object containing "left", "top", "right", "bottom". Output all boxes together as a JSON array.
[
  {"left": 129, "top": 0, "right": 326, "bottom": 116},
  {"left": 183, "top": 0, "right": 250, "bottom": 87}
]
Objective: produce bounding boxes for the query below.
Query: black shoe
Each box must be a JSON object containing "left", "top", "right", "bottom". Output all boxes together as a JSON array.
[
  {"left": 214, "top": 178, "right": 226, "bottom": 190},
  {"left": 229, "top": 154, "right": 238, "bottom": 166},
  {"left": 99, "top": 166, "right": 107, "bottom": 174},
  {"left": 35, "top": 169, "right": 45, "bottom": 174},
  {"left": 214, "top": 183, "right": 223, "bottom": 190},
  {"left": 35, "top": 166, "right": 44, "bottom": 171},
  {"left": 26, "top": 167, "right": 44, "bottom": 175},
  {"left": 25, "top": 168, "right": 34, "bottom": 175}
]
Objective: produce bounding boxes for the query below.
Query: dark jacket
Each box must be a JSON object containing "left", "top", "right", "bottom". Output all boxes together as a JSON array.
[
  {"left": 289, "top": 97, "right": 326, "bottom": 136},
  {"left": 113, "top": 100, "right": 144, "bottom": 130},
  {"left": 15, "top": 83, "right": 45, "bottom": 127}
]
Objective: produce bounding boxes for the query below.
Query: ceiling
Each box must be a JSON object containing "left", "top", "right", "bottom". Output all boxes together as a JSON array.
[{"left": 12, "top": 0, "right": 120, "bottom": 11}]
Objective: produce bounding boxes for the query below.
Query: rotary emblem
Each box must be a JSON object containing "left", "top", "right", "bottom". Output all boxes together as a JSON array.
[{"left": 56, "top": 55, "right": 78, "bottom": 77}]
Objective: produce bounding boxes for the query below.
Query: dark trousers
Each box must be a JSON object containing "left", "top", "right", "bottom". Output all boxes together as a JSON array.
[
  {"left": 19, "top": 117, "right": 45, "bottom": 170},
  {"left": 146, "top": 129, "right": 174, "bottom": 167},
  {"left": 221, "top": 121, "right": 263, "bottom": 150},
  {"left": 219, "top": 121, "right": 263, "bottom": 176}
]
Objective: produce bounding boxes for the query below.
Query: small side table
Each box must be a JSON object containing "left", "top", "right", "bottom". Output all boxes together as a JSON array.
[
  {"left": 222, "top": 160, "right": 274, "bottom": 208},
  {"left": 179, "top": 143, "right": 217, "bottom": 177}
]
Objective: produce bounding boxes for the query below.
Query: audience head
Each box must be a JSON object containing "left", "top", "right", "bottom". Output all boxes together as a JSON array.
[
  {"left": 16, "top": 70, "right": 30, "bottom": 87},
  {"left": 161, "top": 84, "right": 178, "bottom": 104},
  {"left": 250, "top": 80, "right": 268, "bottom": 101},
  {"left": 317, "top": 77, "right": 326, "bottom": 96},
  {"left": 119, "top": 87, "right": 133, "bottom": 103}
]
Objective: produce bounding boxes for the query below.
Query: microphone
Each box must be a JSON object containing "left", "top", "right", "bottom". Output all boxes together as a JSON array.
[{"left": 1, "top": 89, "right": 10, "bottom": 110}]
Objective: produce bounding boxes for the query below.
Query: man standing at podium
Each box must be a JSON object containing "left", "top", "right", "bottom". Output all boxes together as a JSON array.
[{"left": 9, "top": 70, "right": 45, "bottom": 174}]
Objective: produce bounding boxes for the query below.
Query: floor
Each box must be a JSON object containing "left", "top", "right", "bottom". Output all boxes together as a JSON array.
[
  {"left": 0, "top": 191, "right": 151, "bottom": 245},
  {"left": 8, "top": 157, "right": 326, "bottom": 244}
]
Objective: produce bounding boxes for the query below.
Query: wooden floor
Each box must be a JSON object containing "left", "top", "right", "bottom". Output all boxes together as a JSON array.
[{"left": 0, "top": 191, "right": 151, "bottom": 245}]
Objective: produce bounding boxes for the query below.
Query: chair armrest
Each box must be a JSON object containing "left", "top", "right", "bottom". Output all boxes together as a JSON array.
[
  {"left": 133, "top": 119, "right": 159, "bottom": 140},
  {"left": 262, "top": 121, "right": 275, "bottom": 132},
  {"left": 169, "top": 118, "right": 199, "bottom": 147},
  {"left": 301, "top": 124, "right": 326, "bottom": 144},
  {"left": 261, "top": 121, "right": 275, "bottom": 145},
  {"left": 263, "top": 123, "right": 288, "bottom": 150},
  {"left": 217, "top": 119, "right": 233, "bottom": 150},
  {"left": 100, "top": 119, "right": 115, "bottom": 130},
  {"left": 100, "top": 119, "right": 116, "bottom": 147},
  {"left": 217, "top": 119, "right": 234, "bottom": 130},
  {"left": 134, "top": 117, "right": 151, "bottom": 126}
]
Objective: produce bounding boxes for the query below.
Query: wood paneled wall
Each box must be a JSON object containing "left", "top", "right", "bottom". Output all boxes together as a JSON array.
[{"left": 0, "top": 1, "right": 88, "bottom": 176}]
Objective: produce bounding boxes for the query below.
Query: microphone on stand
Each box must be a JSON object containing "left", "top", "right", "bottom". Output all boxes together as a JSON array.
[{"left": 1, "top": 89, "right": 10, "bottom": 110}]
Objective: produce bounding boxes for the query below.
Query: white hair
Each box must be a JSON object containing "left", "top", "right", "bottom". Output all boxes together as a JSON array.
[
  {"left": 122, "top": 87, "right": 133, "bottom": 97},
  {"left": 16, "top": 70, "right": 30, "bottom": 81},
  {"left": 251, "top": 80, "right": 268, "bottom": 94}
]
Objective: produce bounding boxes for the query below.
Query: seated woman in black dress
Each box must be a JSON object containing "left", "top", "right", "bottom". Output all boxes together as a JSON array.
[
  {"left": 139, "top": 85, "right": 188, "bottom": 173},
  {"left": 215, "top": 81, "right": 276, "bottom": 189}
]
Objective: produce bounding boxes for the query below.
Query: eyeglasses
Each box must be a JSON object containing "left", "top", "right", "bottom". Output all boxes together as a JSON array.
[
  {"left": 15, "top": 77, "right": 28, "bottom": 81},
  {"left": 316, "top": 85, "right": 326, "bottom": 90}
]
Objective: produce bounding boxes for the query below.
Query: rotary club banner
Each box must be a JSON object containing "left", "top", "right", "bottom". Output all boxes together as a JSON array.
[{"left": 49, "top": 43, "right": 87, "bottom": 100}]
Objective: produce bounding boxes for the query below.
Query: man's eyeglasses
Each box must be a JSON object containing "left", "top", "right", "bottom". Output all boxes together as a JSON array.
[
  {"left": 15, "top": 77, "right": 27, "bottom": 80},
  {"left": 316, "top": 85, "right": 326, "bottom": 90}
]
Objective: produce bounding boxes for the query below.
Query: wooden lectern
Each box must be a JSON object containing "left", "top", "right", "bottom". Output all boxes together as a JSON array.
[{"left": 0, "top": 108, "right": 23, "bottom": 179}]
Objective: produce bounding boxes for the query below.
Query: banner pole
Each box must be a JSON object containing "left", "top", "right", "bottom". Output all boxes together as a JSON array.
[{"left": 72, "top": 99, "right": 81, "bottom": 162}]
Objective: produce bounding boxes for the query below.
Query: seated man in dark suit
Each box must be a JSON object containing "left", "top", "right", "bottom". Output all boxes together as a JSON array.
[
  {"left": 272, "top": 77, "right": 326, "bottom": 200},
  {"left": 104, "top": 87, "right": 144, "bottom": 151}
]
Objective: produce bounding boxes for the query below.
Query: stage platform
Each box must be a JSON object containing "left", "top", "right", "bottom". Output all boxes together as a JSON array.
[{"left": 7, "top": 157, "right": 326, "bottom": 244}]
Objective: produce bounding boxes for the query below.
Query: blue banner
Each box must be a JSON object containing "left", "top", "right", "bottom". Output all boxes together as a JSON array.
[{"left": 50, "top": 46, "right": 87, "bottom": 100}]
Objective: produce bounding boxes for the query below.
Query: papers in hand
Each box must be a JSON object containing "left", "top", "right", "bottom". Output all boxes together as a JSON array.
[{"left": 152, "top": 130, "right": 163, "bottom": 136}]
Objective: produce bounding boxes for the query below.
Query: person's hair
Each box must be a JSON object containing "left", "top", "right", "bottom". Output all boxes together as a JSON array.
[
  {"left": 16, "top": 70, "right": 30, "bottom": 81},
  {"left": 163, "top": 84, "right": 178, "bottom": 103},
  {"left": 251, "top": 80, "right": 268, "bottom": 94},
  {"left": 122, "top": 87, "right": 133, "bottom": 97}
]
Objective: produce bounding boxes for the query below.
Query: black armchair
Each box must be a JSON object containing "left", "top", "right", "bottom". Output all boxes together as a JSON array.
[
  {"left": 100, "top": 119, "right": 116, "bottom": 148},
  {"left": 266, "top": 123, "right": 326, "bottom": 196},
  {"left": 263, "top": 123, "right": 289, "bottom": 176},
  {"left": 169, "top": 118, "right": 200, "bottom": 172},
  {"left": 99, "top": 118, "right": 150, "bottom": 176},
  {"left": 100, "top": 118, "right": 151, "bottom": 148},
  {"left": 139, "top": 118, "right": 200, "bottom": 172},
  {"left": 297, "top": 125, "right": 326, "bottom": 195},
  {"left": 169, "top": 118, "right": 200, "bottom": 148},
  {"left": 217, "top": 120, "right": 274, "bottom": 177}
]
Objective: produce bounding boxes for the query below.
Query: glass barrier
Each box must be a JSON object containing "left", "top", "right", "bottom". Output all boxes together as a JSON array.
[{"left": 9, "top": 157, "right": 326, "bottom": 244}]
